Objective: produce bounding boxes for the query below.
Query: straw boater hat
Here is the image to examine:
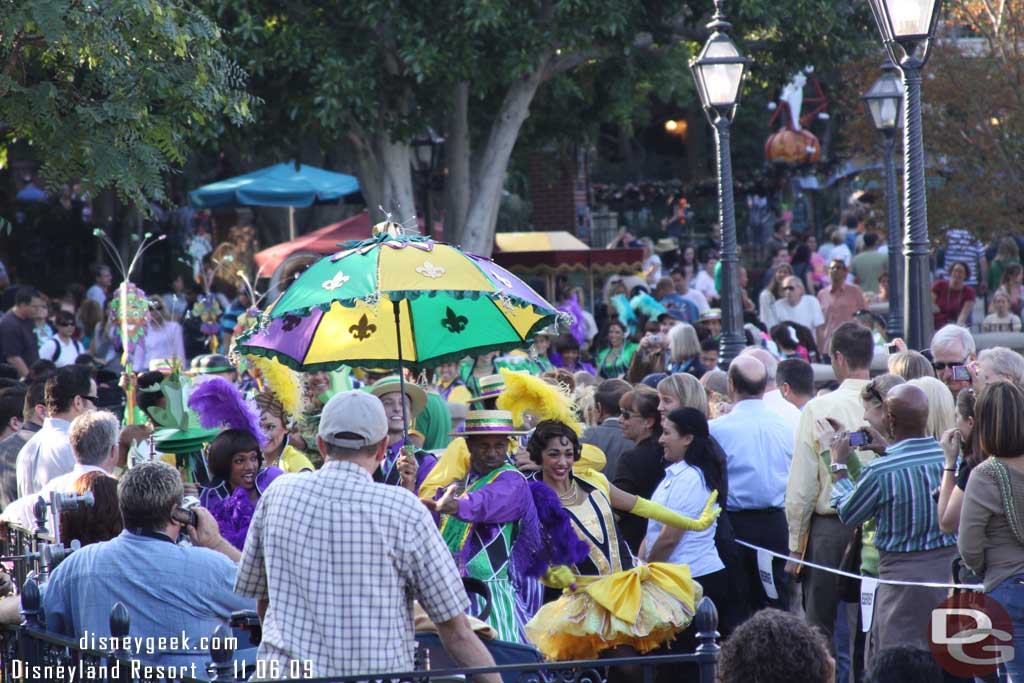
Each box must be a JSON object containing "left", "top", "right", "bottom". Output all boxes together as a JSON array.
[
  {"left": 369, "top": 376, "right": 428, "bottom": 419},
  {"left": 453, "top": 410, "right": 527, "bottom": 437},
  {"left": 467, "top": 374, "right": 506, "bottom": 404}
]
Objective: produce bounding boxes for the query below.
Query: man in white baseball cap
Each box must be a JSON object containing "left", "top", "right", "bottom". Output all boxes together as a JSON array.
[{"left": 235, "top": 390, "right": 499, "bottom": 679}]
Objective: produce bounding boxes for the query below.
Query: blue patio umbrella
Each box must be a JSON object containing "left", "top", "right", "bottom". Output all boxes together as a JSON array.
[{"left": 188, "top": 162, "right": 360, "bottom": 239}]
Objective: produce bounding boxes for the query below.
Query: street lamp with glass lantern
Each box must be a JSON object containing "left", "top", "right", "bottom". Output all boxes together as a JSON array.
[
  {"left": 866, "top": 0, "right": 942, "bottom": 349},
  {"left": 862, "top": 60, "right": 905, "bottom": 340},
  {"left": 690, "top": 0, "right": 750, "bottom": 370},
  {"left": 411, "top": 130, "right": 444, "bottom": 236}
]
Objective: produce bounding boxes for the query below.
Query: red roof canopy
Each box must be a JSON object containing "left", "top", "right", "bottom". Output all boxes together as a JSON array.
[{"left": 254, "top": 213, "right": 440, "bottom": 272}]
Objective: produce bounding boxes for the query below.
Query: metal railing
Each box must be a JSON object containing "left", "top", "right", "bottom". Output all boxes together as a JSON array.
[{"left": 0, "top": 577, "right": 720, "bottom": 683}]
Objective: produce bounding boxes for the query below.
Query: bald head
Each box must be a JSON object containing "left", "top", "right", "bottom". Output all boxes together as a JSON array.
[
  {"left": 885, "top": 384, "right": 930, "bottom": 440},
  {"left": 742, "top": 347, "right": 778, "bottom": 386},
  {"left": 728, "top": 355, "right": 768, "bottom": 400}
]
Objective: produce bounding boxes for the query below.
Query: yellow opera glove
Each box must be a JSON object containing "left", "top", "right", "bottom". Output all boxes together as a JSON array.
[
  {"left": 540, "top": 565, "right": 578, "bottom": 590},
  {"left": 630, "top": 490, "right": 720, "bottom": 531}
]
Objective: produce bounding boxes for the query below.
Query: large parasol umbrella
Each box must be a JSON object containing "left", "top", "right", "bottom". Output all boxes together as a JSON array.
[
  {"left": 188, "top": 162, "right": 361, "bottom": 240},
  {"left": 235, "top": 223, "right": 563, "bottom": 432}
]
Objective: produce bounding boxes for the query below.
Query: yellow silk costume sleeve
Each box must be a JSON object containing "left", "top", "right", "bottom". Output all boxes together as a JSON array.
[
  {"left": 419, "top": 437, "right": 470, "bottom": 501},
  {"left": 630, "top": 490, "right": 720, "bottom": 531}
]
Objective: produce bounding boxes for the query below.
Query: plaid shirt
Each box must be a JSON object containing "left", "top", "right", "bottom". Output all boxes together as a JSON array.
[{"left": 235, "top": 459, "right": 469, "bottom": 677}]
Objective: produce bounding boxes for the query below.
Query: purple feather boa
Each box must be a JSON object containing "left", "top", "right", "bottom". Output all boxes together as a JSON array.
[
  {"left": 557, "top": 293, "right": 587, "bottom": 348},
  {"left": 188, "top": 377, "right": 268, "bottom": 448},
  {"left": 206, "top": 487, "right": 257, "bottom": 550},
  {"left": 528, "top": 480, "right": 590, "bottom": 567}
]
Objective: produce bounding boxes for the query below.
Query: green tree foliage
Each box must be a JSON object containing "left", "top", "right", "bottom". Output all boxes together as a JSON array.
[
  {"left": 203, "top": 0, "right": 873, "bottom": 254},
  {"left": 0, "top": 0, "right": 255, "bottom": 208}
]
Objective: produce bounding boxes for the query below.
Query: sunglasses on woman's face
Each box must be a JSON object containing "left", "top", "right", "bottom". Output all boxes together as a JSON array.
[{"left": 783, "top": 286, "right": 796, "bottom": 291}]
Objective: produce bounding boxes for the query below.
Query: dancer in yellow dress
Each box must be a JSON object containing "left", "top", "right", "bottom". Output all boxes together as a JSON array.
[{"left": 522, "top": 419, "right": 718, "bottom": 660}]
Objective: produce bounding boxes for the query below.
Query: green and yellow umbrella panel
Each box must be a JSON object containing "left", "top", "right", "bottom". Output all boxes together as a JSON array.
[{"left": 235, "top": 231, "right": 562, "bottom": 372}]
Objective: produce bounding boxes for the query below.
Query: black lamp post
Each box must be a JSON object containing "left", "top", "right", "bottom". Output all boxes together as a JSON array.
[
  {"left": 866, "top": 0, "right": 942, "bottom": 349},
  {"left": 862, "top": 60, "right": 905, "bottom": 340},
  {"left": 411, "top": 129, "right": 444, "bottom": 235},
  {"left": 690, "top": 0, "right": 750, "bottom": 370}
]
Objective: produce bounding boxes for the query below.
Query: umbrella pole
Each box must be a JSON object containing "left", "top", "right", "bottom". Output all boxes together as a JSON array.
[
  {"left": 392, "top": 300, "right": 410, "bottom": 444},
  {"left": 288, "top": 206, "right": 296, "bottom": 241}
]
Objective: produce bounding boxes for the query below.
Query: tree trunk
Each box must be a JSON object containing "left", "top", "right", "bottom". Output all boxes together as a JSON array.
[
  {"left": 347, "top": 130, "right": 416, "bottom": 227},
  {"left": 444, "top": 81, "right": 471, "bottom": 243},
  {"left": 460, "top": 61, "right": 549, "bottom": 256}
]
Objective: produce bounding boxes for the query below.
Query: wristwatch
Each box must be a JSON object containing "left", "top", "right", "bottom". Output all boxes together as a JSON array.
[{"left": 830, "top": 462, "right": 848, "bottom": 473}]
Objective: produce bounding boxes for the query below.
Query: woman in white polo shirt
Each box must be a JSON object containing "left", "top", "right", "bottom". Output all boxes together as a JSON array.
[{"left": 646, "top": 407, "right": 727, "bottom": 623}]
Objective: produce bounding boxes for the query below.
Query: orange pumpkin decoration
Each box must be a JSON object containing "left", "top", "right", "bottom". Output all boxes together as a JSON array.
[{"left": 765, "top": 128, "right": 821, "bottom": 164}]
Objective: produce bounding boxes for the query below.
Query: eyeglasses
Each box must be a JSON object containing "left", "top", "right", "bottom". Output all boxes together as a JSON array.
[
  {"left": 783, "top": 286, "right": 796, "bottom": 291},
  {"left": 864, "top": 384, "right": 884, "bottom": 405},
  {"left": 620, "top": 411, "right": 633, "bottom": 420},
  {"left": 79, "top": 395, "right": 98, "bottom": 405},
  {"left": 932, "top": 358, "right": 968, "bottom": 371},
  {"left": 57, "top": 321, "right": 75, "bottom": 327}
]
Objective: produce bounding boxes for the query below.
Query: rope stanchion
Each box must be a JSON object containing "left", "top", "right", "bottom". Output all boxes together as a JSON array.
[{"left": 734, "top": 539, "right": 983, "bottom": 591}]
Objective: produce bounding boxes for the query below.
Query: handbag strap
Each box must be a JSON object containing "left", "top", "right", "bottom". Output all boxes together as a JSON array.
[{"left": 989, "top": 459, "right": 1024, "bottom": 546}]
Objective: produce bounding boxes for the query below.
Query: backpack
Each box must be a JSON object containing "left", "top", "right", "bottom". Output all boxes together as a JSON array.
[{"left": 49, "top": 337, "right": 82, "bottom": 362}]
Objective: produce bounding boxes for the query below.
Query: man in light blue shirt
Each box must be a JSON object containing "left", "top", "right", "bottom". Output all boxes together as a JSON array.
[
  {"left": 44, "top": 461, "right": 253, "bottom": 673},
  {"left": 710, "top": 355, "right": 794, "bottom": 617}
]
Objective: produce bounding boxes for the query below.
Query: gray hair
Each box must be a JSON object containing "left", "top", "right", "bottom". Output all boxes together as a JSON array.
[
  {"left": 930, "top": 324, "right": 976, "bottom": 358},
  {"left": 118, "top": 461, "right": 183, "bottom": 531},
  {"left": 978, "top": 347, "right": 1024, "bottom": 385},
  {"left": 69, "top": 410, "right": 119, "bottom": 467},
  {"left": 668, "top": 323, "right": 701, "bottom": 363}
]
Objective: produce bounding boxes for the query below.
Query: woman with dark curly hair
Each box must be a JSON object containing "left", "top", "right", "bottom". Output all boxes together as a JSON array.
[
  {"left": 200, "top": 428, "right": 284, "bottom": 549},
  {"left": 521, "top": 419, "right": 719, "bottom": 661},
  {"left": 717, "top": 608, "right": 834, "bottom": 683}
]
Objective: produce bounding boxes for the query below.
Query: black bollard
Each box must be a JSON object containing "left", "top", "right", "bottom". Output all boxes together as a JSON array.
[
  {"left": 109, "top": 602, "right": 132, "bottom": 683},
  {"left": 694, "top": 596, "right": 720, "bottom": 683},
  {"left": 207, "top": 624, "right": 235, "bottom": 682}
]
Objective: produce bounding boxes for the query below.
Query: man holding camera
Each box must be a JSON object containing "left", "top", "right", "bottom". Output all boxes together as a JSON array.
[
  {"left": 785, "top": 322, "right": 873, "bottom": 643},
  {"left": 235, "top": 391, "right": 499, "bottom": 681},
  {"left": 43, "top": 461, "right": 252, "bottom": 670}
]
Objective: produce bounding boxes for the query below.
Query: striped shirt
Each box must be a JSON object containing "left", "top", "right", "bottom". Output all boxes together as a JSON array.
[
  {"left": 830, "top": 437, "right": 957, "bottom": 553},
  {"left": 943, "top": 229, "right": 985, "bottom": 285}
]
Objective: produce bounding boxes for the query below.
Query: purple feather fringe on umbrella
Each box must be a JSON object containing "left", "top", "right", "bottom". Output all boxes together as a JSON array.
[
  {"left": 188, "top": 377, "right": 268, "bottom": 448},
  {"left": 206, "top": 487, "right": 257, "bottom": 550}
]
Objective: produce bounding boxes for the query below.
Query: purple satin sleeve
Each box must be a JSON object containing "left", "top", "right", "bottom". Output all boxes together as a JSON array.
[
  {"left": 454, "top": 470, "right": 529, "bottom": 524},
  {"left": 415, "top": 453, "right": 438, "bottom": 493}
]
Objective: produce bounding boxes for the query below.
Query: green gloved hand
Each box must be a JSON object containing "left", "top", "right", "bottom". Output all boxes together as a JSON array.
[{"left": 630, "top": 490, "right": 720, "bottom": 531}]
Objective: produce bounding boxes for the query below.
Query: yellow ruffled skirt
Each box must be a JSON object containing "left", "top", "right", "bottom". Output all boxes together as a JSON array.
[{"left": 523, "top": 562, "right": 702, "bottom": 661}]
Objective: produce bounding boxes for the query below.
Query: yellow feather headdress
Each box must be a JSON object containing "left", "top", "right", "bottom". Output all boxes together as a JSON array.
[
  {"left": 250, "top": 356, "right": 305, "bottom": 418},
  {"left": 495, "top": 368, "right": 583, "bottom": 436}
]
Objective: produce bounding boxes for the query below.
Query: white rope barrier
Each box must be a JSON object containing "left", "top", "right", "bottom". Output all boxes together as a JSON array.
[{"left": 734, "top": 539, "right": 983, "bottom": 590}]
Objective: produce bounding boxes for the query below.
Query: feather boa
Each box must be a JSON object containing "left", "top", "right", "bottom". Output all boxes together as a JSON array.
[
  {"left": 630, "top": 292, "right": 667, "bottom": 320},
  {"left": 611, "top": 294, "right": 638, "bottom": 335},
  {"left": 496, "top": 368, "right": 582, "bottom": 435},
  {"left": 206, "top": 487, "right": 257, "bottom": 550},
  {"left": 188, "top": 377, "right": 268, "bottom": 448},
  {"left": 251, "top": 356, "right": 304, "bottom": 418},
  {"left": 557, "top": 293, "right": 587, "bottom": 347},
  {"left": 529, "top": 480, "right": 590, "bottom": 567}
]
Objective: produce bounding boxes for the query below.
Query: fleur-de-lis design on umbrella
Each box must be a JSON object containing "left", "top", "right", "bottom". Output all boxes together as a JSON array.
[
  {"left": 415, "top": 261, "right": 446, "bottom": 279},
  {"left": 349, "top": 314, "right": 377, "bottom": 341},
  {"left": 440, "top": 307, "right": 468, "bottom": 334},
  {"left": 281, "top": 314, "right": 303, "bottom": 332},
  {"left": 322, "top": 271, "right": 350, "bottom": 291}
]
